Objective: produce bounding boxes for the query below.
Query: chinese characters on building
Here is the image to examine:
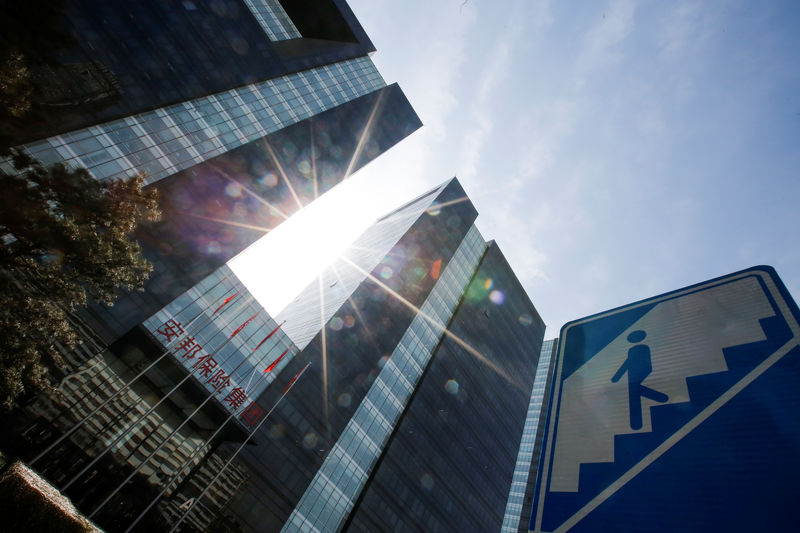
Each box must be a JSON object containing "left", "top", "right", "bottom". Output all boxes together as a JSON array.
[{"left": 155, "top": 318, "right": 260, "bottom": 424}]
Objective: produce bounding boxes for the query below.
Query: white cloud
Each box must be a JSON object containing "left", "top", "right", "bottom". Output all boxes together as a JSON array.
[
  {"left": 457, "top": 34, "right": 515, "bottom": 188},
  {"left": 572, "top": 0, "right": 637, "bottom": 90}
]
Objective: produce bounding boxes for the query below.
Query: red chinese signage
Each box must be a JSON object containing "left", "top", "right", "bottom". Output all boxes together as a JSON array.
[{"left": 155, "top": 318, "right": 252, "bottom": 417}]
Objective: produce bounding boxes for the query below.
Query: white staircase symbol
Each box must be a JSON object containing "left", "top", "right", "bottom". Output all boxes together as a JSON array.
[{"left": 550, "top": 276, "right": 775, "bottom": 493}]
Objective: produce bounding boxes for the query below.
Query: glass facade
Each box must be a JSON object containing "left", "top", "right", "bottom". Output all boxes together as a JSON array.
[
  {"left": 501, "top": 338, "right": 558, "bottom": 533},
  {"left": 78, "top": 82, "right": 422, "bottom": 345},
  {"left": 6, "top": 265, "right": 297, "bottom": 531},
  {"left": 243, "top": 0, "right": 301, "bottom": 41},
  {"left": 16, "top": 57, "right": 385, "bottom": 184},
  {"left": 2, "top": 0, "right": 422, "bottom": 351},
  {"left": 278, "top": 184, "right": 448, "bottom": 349},
  {"left": 161, "top": 178, "right": 547, "bottom": 533},
  {"left": 2, "top": 177, "right": 546, "bottom": 532},
  {"left": 217, "top": 178, "right": 480, "bottom": 531},
  {"left": 1, "top": 3, "right": 429, "bottom": 531},
  {"left": 285, "top": 224, "right": 487, "bottom": 532},
  {"left": 142, "top": 264, "right": 297, "bottom": 417},
  {"left": 346, "top": 242, "right": 546, "bottom": 533}
]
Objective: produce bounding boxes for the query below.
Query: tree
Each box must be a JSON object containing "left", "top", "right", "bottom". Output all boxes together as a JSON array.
[
  {"left": 0, "top": 151, "right": 160, "bottom": 411},
  {"left": 0, "top": 0, "right": 77, "bottom": 155}
]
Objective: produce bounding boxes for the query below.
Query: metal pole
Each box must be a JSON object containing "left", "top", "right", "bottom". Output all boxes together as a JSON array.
[
  {"left": 123, "top": 336, "right": 295, "bottom": 532},
  {"left": 85, "top": 311, "right": 288, "bottom": 517},
  {"left": 30, "top": 281, "right": 241, "bottom": 467},
  {"left": 61, "top": 294, "right": 258, "bottom": 491},
  {"left": 168, "top": 363, "right": 311, "bottom": 533}
]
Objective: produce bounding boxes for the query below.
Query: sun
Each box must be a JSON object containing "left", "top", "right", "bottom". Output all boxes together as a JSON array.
[{"left": 228, "top": 177, "right": 384, "bottom": 316}]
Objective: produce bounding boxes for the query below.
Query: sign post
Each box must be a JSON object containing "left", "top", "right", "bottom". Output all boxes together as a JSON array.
[{"left": 530, "top": 266, "right": 800, "bottom": 532}]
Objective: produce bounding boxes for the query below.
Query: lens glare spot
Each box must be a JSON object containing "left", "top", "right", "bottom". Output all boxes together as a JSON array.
[
  {"left": 420, "top": 473, "right": 434, "bottom": 490},
  {"left": 224, "top": 182, "right": 243, "bottom": 197},
  {"left": 484, "top": 278, "right": 493, "bottom": 290},
  {"left": 489, "top": 290, "right": 505, "bottom": 305},
  {"left": 330, "top": 317, "right": 343, "bottom": 331},
  {"left": 518, "top": 313, "right": 533, "bottom": 326},
  {"left": 297, "top": 159, "right": 312, "bottom": 175},
  {"left": 337, "top": 393, "right": 352, "bottom": 408},
  {"left": 302, "top": 432, "right": 318, "bottom": 449},
  {"left": 260, "top": 172, "right": 278, "bottom": 188},
  {"left": 444, "top": 379, "right": 459, "bottom": 395}
]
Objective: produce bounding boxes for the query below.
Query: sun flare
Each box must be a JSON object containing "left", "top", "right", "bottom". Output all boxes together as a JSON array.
[{"left": 229, "top": 177, "right": 392, "bottom": 316}]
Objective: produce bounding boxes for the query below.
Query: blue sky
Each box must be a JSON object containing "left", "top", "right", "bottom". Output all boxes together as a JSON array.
[{"left": 232, "top": 0, "right": 800, "bottom": 337}]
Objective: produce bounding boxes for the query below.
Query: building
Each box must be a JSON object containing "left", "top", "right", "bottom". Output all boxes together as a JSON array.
[
  {"left": 1, "top": 0, "right": 422, "bottom": 344},
  {"left": 13, "top": 264, "right": 299, "bottom": 532},
  {"left": 501, "top": 338, "right": 558, "bottom": 533},
  {"left": 5, "top": 178, "right": 548, "bottom": 532},
  {"left": 202, "top": 178, "right": 547, "bottom": 532}
]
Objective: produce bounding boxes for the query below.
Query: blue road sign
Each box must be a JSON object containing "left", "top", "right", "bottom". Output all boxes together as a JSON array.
[{"left": 530, "top": 266, "right": 800, "bottom": 532}]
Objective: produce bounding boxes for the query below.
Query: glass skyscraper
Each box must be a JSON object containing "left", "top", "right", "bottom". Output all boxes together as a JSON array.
[
  {"left": 1, "top": 0, "right": 422, "bottom": 345},
  {"left": 502, "top": 338, "right": 559, "bottom": 533},
  {"left": 13, "top": 264, "right": 298, "bottom": 531},
  {"left": 205, "top": 178, "right": 548, "bottom": 532},
  {"left": 4, "top": 178, "right": 549, "bottom": 532},
  {"left": 2, "top": 3, "right": 424, "bottom": 530}
]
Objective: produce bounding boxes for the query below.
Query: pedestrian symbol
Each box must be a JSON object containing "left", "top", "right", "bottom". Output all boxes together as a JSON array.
[
  {"left": 529, "top": 266, "right": 800, "bottom": 532},
  {"left": 611, "top": 330, "right": 668, "bottom": 430}
]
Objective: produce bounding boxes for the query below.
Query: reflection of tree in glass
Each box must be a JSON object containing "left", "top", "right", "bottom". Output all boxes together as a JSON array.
[
  {"left": 0, "top": 0, "right": 78, "bottom": 153},
  {"left": 0, "top": 152, "right": 160, "bottom": 410}
]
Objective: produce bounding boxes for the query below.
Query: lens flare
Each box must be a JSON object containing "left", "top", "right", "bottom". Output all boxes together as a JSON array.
[
  {"left": 224, "top": 182, "right": 243, "bottom": 198},
  {"left": 445, "top": 379, "right": 460, "bottom": 394},
  {"left": 297, "top": 159, "right": 312, "bottom": 175},
  {"left": 340, "top": 256, "right": 525, "bottom": 391},
  {"left": 302, "top": 432, "right": 318, "bottom": 449},
  {"left": 260, "top": 172, "right": 278, "bottom": 188},
  {"left": 337, "top": 393, "right": 352, "bottom": 408},
  {"left": 489, "top": 290, "right": 505, "bottom": 305}
]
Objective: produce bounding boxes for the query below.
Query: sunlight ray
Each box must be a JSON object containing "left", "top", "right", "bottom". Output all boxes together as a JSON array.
[
  {"left": 206, "top": 161, "right": 290, "bottom": 220},
  {"left": 176, "top": 211, "right": 276, "bottom": 233},
  {"left": 330, "top": 262, "right": 374, "bottom": 339},
  {"left": 339, "top": 256, "right": 525, "bottom": 391},
  {"left": 260, "top": 136, "right": 305, "bottom": 210},
  {"left": 317, "top": 275, "right": 330, "bottom": 436},
  {"left": 424, "top": 195, "right": 471, "bottom": 213},
  {"left": 310, "top": 122, "right": 319, "bottom": 201},
  {"left": 343, "top": 89, "right": 386, "bottom": 181}
]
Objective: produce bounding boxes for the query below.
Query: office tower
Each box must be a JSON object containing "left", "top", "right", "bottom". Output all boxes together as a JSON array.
[
  {"left": 191, "top": 178, "right": 547, "bottom": 532},
  {"left": 4, "top": 178, "right": 546, "bottom": 532},
  {"left": 1, "top": 0, "right": 421, "bottom": 344},
  {"left": 14, "top": 264, "right": 299, "bottom": 532},
  {"left": 501, "top": 338, "right": 558, "bottom": 533}
]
